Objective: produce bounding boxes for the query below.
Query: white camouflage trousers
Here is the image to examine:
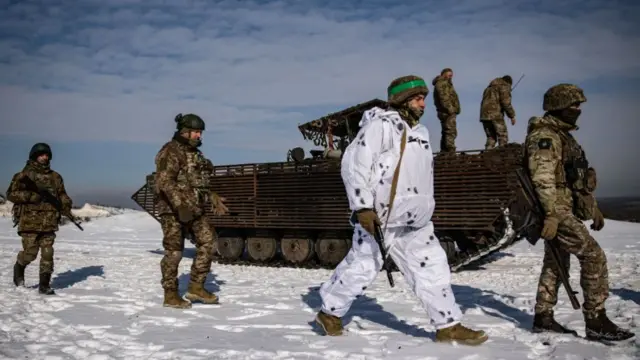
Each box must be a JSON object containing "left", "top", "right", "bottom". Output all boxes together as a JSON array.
[{"left": 319, "top": 222, "right": 463, "bottom": 329}]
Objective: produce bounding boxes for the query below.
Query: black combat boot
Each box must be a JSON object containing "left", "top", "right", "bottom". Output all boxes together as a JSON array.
[
  {"left": 532, "top": 312, "right": 577, "bottom": 335},
  {"left": 13, "top": 262, "right": 25, "bottom": 286},
  {"left": 38, "top": 272, "right": 56, "bottom": 295},
  {"left": 585, "top": 310, "right": 635, "bottom": 342}
]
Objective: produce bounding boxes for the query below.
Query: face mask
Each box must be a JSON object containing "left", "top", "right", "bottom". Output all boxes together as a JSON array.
[
  {"left": 174, "top": 131, "right": 202, "bottom": 148},
  {"left": 397, "top": 104, "right": 423, "bottom": 126},
  {"left": 410, "top": 106, "right": 424, "bottom": 119},
  {"left": 554, "top": 108, "right": 582, "bottom": 125},
  {"left": 188, "top": 138, "right": 202, "bottom": 148}
]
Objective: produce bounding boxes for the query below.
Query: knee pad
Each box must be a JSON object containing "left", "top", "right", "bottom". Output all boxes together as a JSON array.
[
  {"left": 41, "top": 246, "right": 54, "bottom": 261},
  {"left": 21, "top": 251, "right": 38, "bottom": 263}
]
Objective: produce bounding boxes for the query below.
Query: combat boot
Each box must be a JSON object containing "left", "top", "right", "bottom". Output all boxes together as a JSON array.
[
  {"left": 435, "top": 323, "right": 489, "bottom": 346},
  {"left": 163, "top": 289, "right": 192, "bottom": 309},
  {"left": 184, "top": 282, "right": 219, "bottom": 304},
  {"left": 532, "top": 312, "right": 577, "bottom": 335},
  {"left": 38, "top": 272, "right": 55, "bottom": 295},
  {"left": 315, "top": 311, "right": 343, "bottom": 336},
  {"left": 13, "top": 262, "right": 25, "bottom": 286},
  {"left": 584, "top": 310, "right": 635, "bottom": 342}
]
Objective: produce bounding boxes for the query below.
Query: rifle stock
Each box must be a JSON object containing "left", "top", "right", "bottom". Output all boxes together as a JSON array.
[
  {"left": 19, "top": 175, "right": 84, "bottom": 231},
  {"left": 515, "top": 168, "right": 580, "bottom": 310}
]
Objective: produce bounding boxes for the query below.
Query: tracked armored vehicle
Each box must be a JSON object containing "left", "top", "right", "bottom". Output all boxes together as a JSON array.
[{"left": 132, "top": 99, "right": 540, "bottom": 272}]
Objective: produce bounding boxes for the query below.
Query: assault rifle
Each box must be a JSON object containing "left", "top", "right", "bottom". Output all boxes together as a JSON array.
[
  {"left": 515, "top": 168, "right": 580, "bottom": 310},
  {"left": 18, "top": 175, "right": 84, "bottom": 231},
  {"left": 374, "top": 223, "right": 395, "bottom": 288},
  {"left": 349, "top": 212, "right": 395, "bottom": 287}
]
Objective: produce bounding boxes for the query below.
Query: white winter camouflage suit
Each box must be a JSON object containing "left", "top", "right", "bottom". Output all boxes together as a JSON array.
[{"left": 319, "top": 106, "right": 463, "bottom": 329}]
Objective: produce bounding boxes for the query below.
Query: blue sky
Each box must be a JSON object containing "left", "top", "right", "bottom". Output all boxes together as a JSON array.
[{"left": 1, "top": 0, "right": 639, "bottom": 207}]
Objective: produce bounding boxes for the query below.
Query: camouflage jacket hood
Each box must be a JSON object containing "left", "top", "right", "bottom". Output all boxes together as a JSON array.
[
  {"left": 23, "top": 160, "right": 53, "bottom": 174},
  {"left": 527, "top": 113, "right": 578, "bottom": 134},
  {"left": 488, "top": 77, "right": 509, "bottom": 88},
  {"left": 432, "top": 75, "right": 447, "bottom": 86}
]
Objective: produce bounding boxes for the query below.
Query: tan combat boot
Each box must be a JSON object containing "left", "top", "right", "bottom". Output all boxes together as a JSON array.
[
  {"left": 435, "top": 323, "right": 489, "bottom": 346},
  {"left": 184, "top": 282, "right": 219, "bottom": 304},
  {"left": 163, "top": 289, "right": 192, "bottom": 309},
  {"left": 315, "top": 311, "right": 343, "bottom": 336}
]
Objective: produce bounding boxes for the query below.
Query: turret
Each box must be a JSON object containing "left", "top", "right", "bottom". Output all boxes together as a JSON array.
[{"left": 289, "top": 98, "right": 388, "bottom": 162}]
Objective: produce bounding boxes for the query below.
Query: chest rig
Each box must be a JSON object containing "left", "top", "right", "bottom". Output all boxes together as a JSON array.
[
  {"left": 556, "top": 130, "right": 597, "bottom": 220},
  {"left": 557, "top": 131, "right": 593, "bottom": 193},
  {"left": 177, "top": 150, "right": 212, "bottom": 204}
]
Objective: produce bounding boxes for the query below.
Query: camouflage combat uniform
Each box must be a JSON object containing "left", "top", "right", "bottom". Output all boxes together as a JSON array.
[
  {"left": 479, "top": 76, "right": 516, "bottom": 149},
  {"left": 432, "top": 70, "right": 460, "bottom": 152},
  {"left": 525, "top": 84, "right": 634, "bottom": 342},
  {"left": 8, "top": 143, "right": 73, "bottom": 295},
  {"left": 154, "top": 113, "right": 222, "bottom": 308}
]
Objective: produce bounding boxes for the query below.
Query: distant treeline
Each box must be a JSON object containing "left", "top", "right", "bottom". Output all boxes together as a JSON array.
[{"left": 596, "top": 197, "right": 640, "bottom": 223}]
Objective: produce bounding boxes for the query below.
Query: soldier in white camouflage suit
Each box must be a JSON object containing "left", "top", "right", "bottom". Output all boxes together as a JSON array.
[{"left": 313, "top": 75, "right": 488, "bottom": 346}]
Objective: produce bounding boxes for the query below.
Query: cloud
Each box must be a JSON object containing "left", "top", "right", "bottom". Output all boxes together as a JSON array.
[{"left": 1, "top": 0, "right": 640, "bottom": 194}]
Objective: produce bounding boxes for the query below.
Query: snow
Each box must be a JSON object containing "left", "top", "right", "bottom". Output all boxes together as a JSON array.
[
  {"left": 0, "top": 200, "right": 133, "bottom": 224},
  {"left": 0, "top": 209, "right": 638, "bottom": 360}
]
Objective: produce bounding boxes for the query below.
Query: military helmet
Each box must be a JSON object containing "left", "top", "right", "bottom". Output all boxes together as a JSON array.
[
  {"left": 543, "top": 83, "right": 587, "bottom": 111},
  {"left": 387, "top": 75, "right": 429, "bottom": 106},
  {"left": 175, "top": 113, "right": 205, "bottom": 131},
  {"left": 29, "top": 142, "right": 52, "bottom": 160}
]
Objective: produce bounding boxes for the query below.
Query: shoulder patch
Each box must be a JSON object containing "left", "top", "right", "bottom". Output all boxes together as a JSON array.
[{"left": 538, "top": 138, "right": 552, "bottom": 150}]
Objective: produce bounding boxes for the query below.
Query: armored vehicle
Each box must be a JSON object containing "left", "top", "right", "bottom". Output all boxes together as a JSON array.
[{"left": 132, "top": 99, "right": 541, "bottom": 271}]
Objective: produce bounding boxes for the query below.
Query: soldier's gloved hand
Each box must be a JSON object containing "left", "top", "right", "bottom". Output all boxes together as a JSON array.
[
  {"left": 177, "top": 206, "right": 195, "bottom": 223},
  {"left": 356, "top": 209, "right": 382, "bottom": 235},
  {"left": 510, "top": 117, "right": 516, "bottom": 126},
  {"left": 29, "top": 192, "right": 41, "bottom": 203},
  {"left": 541, "top": 216, "right": 559, "bottom": 240},
  {"left": 210, "top": 192, "right": 228, "bottom": 216},
  {"left": 591, "top": 208, "right": 605, "bottom": 231}
]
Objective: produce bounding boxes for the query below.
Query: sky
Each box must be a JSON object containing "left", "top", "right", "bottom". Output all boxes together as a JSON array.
[{"left": 0, "top": 0, "right": 639, "bottom": 208}]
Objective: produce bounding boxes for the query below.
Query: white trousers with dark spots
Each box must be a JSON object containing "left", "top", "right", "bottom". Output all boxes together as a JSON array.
[{"left": 319, "top": 222, "right": 463, "bottom": 330}]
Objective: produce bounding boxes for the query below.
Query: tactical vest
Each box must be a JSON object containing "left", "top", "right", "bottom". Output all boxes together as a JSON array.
[
  {"left": 177, "top": 151, "right": 212, "bottom": 205},
  {"left": 555, "top": 130, "right": 597, "bottom": 220}
]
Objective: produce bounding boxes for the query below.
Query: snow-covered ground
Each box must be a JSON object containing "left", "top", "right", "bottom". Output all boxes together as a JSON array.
[
  {"left": 0, "top": 210, "right": 638, "bottom": 360},
  {"left": 0, "top": 200, "right": 133, "bottom": 224}
]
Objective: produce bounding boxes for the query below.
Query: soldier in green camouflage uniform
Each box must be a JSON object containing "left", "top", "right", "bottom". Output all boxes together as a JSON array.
[
  {"left": 8, "top": 143, "right": 73, "bottom": 295},
  {"left": 154, "top": 113, "right": 228, "bottom": 308},
  {"left": 479, "top": 75, "right": 516, "bottom": 149},
  {"left": 432, "top": 68, "right": 461, "bottom": 152},
  {"left": 525, "top": 84, "right": 634, "bottom": 342}
]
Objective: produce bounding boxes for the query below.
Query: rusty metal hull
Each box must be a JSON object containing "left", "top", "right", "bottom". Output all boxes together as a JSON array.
[{"left": 131, "top": 143, "right": 537, "bottom": 271}]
